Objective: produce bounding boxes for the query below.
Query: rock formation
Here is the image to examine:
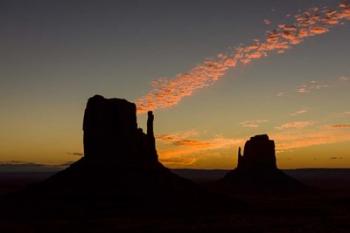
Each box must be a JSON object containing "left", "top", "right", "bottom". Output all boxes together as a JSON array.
[
  {"left": 222, "top": 134, "right": 305, "bottom": 193},
  {"left": 237, "top": 134, "right": 277, "bottom": 171},
  {"left": 9, "top": 95, "right": 233, "bottom": 216},
  {"left": 82, "top": 95, "right": 157, "bottom": 164}
]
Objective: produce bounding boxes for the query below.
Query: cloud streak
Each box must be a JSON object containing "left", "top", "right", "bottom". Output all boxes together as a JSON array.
[
  {"left": 240, "top": 120, "right": 268, "bottom": 128},
  {"left": 157, "top": 123, "right": 350, "bottom": 166},
  {"left": 264, "top": 19, "right": 272, "bottom": 25},
  {"left": 273, "top": 126, "right": 350, "bottom": 152},
  {"left": 339, "top": 76, "right": 350, "bottom": 81},
  {"left": 160, "top": 157, "right": 198, "bottom": 166},
  {"left": 157, "top": 131, "right": 243, "bottom": 165},
  {"left": 136, "top": 2, "right": 350, "bottom": 113},
  {"left": 290, "top": 109, "right": 308, "bottom": 116},
  {"left": 296, "top": 80, "right": 329, "bottom": 94},
  {"left": 276, "top": 121, "right": 315, "bottom": 130},
  {"left": 331, "top": 124, "right": 350, "bottom": 128}
]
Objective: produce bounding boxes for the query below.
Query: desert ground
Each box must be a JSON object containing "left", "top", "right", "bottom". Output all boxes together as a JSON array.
[{"left": 0, "top": 169, "right": 349, "bottom": 233}]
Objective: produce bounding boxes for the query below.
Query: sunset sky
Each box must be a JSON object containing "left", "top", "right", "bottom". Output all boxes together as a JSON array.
[{"left": 1, "top": 0, "right": 350, "bottom": 169}]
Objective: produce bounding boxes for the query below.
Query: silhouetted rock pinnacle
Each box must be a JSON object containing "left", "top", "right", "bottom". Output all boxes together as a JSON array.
[{"left": 222, "top": 134, "right": 305, "bottom": 193}]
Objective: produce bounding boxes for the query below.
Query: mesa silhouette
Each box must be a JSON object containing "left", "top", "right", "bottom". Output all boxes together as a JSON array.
[
  {"left": 7, "top": 95, "right": 233, "bottom": 216},
  {"left": 221, "top": 134, "right": 305, "bottom": 193}
]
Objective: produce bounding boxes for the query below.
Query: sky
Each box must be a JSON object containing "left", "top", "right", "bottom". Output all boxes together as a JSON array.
[{"left": 1, "top": 0, "right": 350, "bottom": 169}]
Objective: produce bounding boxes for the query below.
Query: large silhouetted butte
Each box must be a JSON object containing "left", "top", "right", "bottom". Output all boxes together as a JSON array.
[{"left": 14, "top": 95, "right": 225, "bottom": 214}]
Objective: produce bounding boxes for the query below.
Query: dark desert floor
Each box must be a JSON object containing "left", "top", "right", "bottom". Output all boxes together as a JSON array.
[{"left": 0, "top": 169, "right": 349, "bottom": 233}]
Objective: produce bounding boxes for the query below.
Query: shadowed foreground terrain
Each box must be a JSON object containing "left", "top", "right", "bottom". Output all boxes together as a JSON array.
[{"left": 1, "top": 169, "right": 350, "bottom": 233}]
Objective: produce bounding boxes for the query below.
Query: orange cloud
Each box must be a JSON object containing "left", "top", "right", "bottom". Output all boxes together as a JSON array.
[
  {"left": 276, "top": 121, "right": 315, "bottom": 130},
  {"left": 157, "top": 128, "right": 350, "bottom": 167},
  {"left": 157, "top": 123, "right": 350, "bottom": 166},
  {"left": 157, "top": 136, "right": 241, "bottom": 166},
  {"left": 136, "top": 2, "right": 350, "bottom": 113},
  {"left": 331, "top": 124, "right": 350, "bottom": 128},
  {"left": 172, "top": 139, "right": 211, "bottom": 147},
  {"left": 273, "top": 126, "right": 350, "bottom": 152},
  {"left": 157, "top": 132, "right": 243, "bottom": 159},
  {"left": 160, "top": 157, "right": 197, "bottom": 166},
  {"left": 156, "top": 130, "right": 199, "bottom": 142}
]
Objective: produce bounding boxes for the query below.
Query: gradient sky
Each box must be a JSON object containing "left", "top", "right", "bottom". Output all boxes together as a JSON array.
[{"left": 1, "top": 0, "right": 350, "bottom": 169}]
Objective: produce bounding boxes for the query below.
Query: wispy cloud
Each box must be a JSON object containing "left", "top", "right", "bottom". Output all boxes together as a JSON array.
[
  {"left": 157, "top": 121, "right": 350, "bottom": 166},
  {"left": 155, "top": 112, "right": 349, "bottom": 167},
  {"left": 158, "top": 133, "right": 243, "bottom": 155},
  {"left": 276, "top": 121, "right": 315, "bottom": 130},
  {"left": 339, "top": 76, "right": 349, "bottom": 81},
  {"left": 276, "top": 92, "right": 285, "bottom": 97},
  {"left": 296, "top": 74, "right": 349, "bottom": 94},
  {"left": 296, "top": 80, "right": 329, "bottom": 94},
  {"left": 331, "top": 124, "right": 350, "bottom": 128},
  {"left": 273, "top": 126, "right": 350, "bottom": 152},
  {"left": 156, "top": 130, "right": 199, "bottom": 143},
  {"left": 160, "top": 157, "right": 198, "bottom": 166},
  {"left": 158, "top": 137, "right": 243, "bottom": 167},
  {"left": 240, "top": 120, "right": 268, "bottom": 128},
  {"left": 278, "top": 75, "right": 350, "bottom": 98},
  {"left": 136, "top": 2, "right": 350, "bottom": 113},
  {"left": 290, "top": 109, "right": 308, "bottom": 116},
  {"left": 264, "top": 19, "right": 272, "bottom": 25},
  {"left": 157, "top": 131, "right": 243, "bottom": 166}
]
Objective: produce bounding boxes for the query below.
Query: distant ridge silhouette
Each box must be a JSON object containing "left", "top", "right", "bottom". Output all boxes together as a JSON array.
[
  {"left": 221, "top": 134, "right": 305, "bottom": 193},
  {"left": 5, "top": 95, "right": 236, "bottom": 217}
]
